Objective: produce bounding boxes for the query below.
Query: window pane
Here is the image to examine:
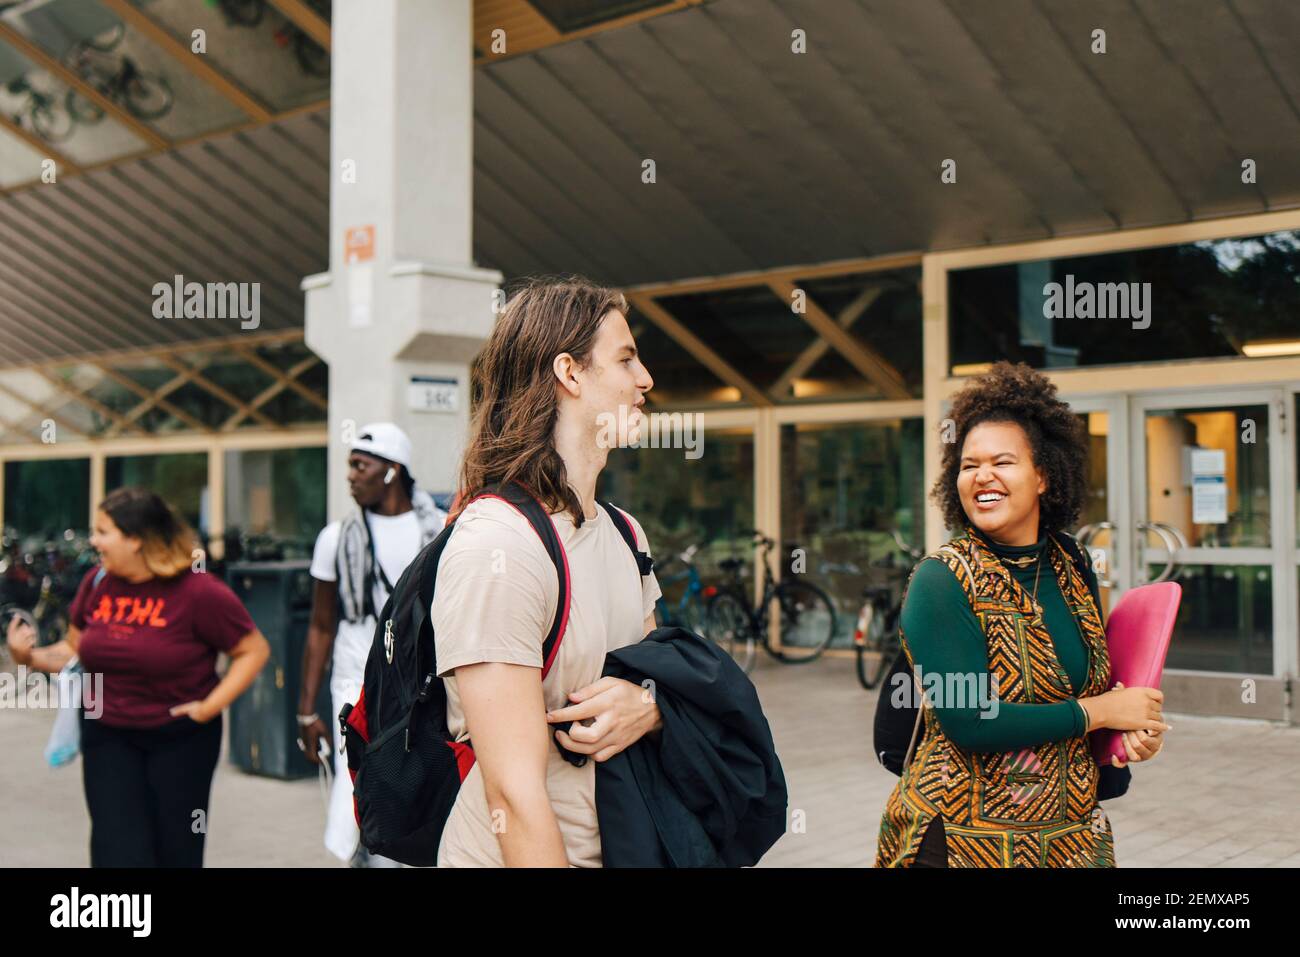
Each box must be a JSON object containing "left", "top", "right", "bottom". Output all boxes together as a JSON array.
[
  {"left": 629, "top": 310, "right": 731, "bottom": 407},
  {"left": 3, "top": 458, "right": 89, "bottom": 538},
  {"left": 1145, "top": 404, "right": 1269, "bottom": 548},
  {"left": 650, "top": 268, "right": 923, "bottom": 405},
  {"left": 223, "top": 446, "right": 326, "bottom": 560},
  {"left": 528, "top": 0, "right": 671, "bottom": 32},
  {"left": 656, "top": 287, "right": 820, "bottom": 397},
  {"left": 105, "top": 452, "right": 208, "bottom": 535},
  {"left": 780, "top": 418, "right": 925, "bottom": 648},
  {"left": 0, "top": 36, "right": 147, "bottom": 169},
  {"left": 949, "top": 229, "right": 1300, "bottom": 371},
  {"left": 128, "top": 0, "right": 330, "bottom": 112},
  {"left": 6, "top": 0, "right": 245, "bottom": 141},
  {"left": 597, "top": 427, "right": 754, "bottom": 612},
  {"left": 790, "top": 269, "right": 923, "bottom": 401},
  {"left": 1162, "top": 564, "right": 1272, "bottom": 674}
]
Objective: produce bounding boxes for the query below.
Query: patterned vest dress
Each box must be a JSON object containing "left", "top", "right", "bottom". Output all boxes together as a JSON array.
[{"left": 875, "top": 529, "right": 1115, "bottom": 868}]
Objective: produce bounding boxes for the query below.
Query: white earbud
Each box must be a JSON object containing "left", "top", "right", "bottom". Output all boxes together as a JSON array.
[{"left": 384, "top": 466, "right": 396, "bottom": 485}]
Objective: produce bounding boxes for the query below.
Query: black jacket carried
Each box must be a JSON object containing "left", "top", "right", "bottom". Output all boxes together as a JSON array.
[{"left": 590, "top": 627, "right": 788, "bottom": 867}]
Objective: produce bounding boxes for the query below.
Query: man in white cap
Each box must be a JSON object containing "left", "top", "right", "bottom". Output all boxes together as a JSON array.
[{"left": 297, "top": 423, "right": 445, "bottom": 867}]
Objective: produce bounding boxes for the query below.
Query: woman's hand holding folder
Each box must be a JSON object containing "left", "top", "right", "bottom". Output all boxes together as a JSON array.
[{"left": 1078, "top": 680, "right": 1172, "bottom": 766}]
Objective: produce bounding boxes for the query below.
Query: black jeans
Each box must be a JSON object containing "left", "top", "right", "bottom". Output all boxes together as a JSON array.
[
  {"left": 911, "top": 816, "right": 948, "bottom": 868},
  {"left": 80, "top": 712, "right": 223, "bottom": 867}
]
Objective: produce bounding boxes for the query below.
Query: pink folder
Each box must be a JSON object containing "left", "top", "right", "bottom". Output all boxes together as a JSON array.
[{"left": 1090, "top": 581, "right": 1182, "bottom": 768}]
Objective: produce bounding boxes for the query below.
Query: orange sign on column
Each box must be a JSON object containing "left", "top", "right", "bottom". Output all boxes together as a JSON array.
[{"left": 344, "top": 225, "right": 375, "bottom": 264}]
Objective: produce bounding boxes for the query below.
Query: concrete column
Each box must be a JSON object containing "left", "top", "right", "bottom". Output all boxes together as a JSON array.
[{"left": 303, "top": 0, "right": 502, "bottom": 521}]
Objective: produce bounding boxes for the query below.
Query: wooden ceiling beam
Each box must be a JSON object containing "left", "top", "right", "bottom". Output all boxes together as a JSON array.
[
  {"left": 267, "top": 0, "right": 331, "bottom": 51},
  {"left": 767, "top": 279, "right": 910, "bottom": 400},
  {"left": 625, "top": 292, "right": 771, "bottom": 407}
]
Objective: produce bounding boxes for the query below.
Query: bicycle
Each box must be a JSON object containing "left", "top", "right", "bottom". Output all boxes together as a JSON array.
[
  {"left": 0, "top": 0, "right": 126, "bottom": 52},
  {"left": 5, "top": 74, "right": 73, "bottom": 141},
  {"left": 653, "top": 543, "right": 709, "bottom": 635},
  {"left": 0, "top": 527, "right": 95, "bottom": 656},
  {"left": 704, "top": 532, "right": 837, "bottom": 672},
  {"left": 64, "top": 40, "right": 173, "bottom": 123},
  {"left": 853, "top": 531, "right": 923, "bottom": 690},
  {"left": 204, "top": 0, "right": 266, "bottom": 28}
]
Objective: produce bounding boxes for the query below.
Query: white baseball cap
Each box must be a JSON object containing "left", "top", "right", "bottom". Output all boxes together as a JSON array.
[{"left": 351, "top": 422, "right": 412, "bottom": 471}]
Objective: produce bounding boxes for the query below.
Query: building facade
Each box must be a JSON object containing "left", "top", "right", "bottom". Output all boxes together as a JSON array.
[{"left": 1, "top": 0, "right": 1297, "bottom": 722}]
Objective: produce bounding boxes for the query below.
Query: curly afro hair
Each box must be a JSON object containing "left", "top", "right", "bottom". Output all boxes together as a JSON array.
[{"left": 933, "top": 361, "right": 1090, "bottom": 534}]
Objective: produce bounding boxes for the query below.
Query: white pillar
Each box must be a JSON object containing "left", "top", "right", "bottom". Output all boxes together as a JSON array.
[{"left": 304, "top": 0, "right": 501, "bottom": 520}]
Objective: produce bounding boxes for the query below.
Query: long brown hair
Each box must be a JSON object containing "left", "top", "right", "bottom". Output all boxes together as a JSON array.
[
  {"left": 457, "top": 276, "right": 627, "bottom": 524},
  {"left": 98, "top": 486, "right": 198, "bottom": 578}
]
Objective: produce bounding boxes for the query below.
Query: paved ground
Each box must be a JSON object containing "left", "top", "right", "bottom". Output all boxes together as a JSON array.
[{"left": 4, "top": 654, "right": 1299, "bottom": 867}]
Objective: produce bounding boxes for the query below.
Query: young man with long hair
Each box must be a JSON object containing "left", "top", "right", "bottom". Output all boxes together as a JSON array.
[{"left": 432, "top": 277, "right": 663, "bottom": 867}]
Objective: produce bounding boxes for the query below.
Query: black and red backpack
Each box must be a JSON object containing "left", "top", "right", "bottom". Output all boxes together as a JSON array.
[{"left": 338, "top": 481, "right": 653, "bottom": 866}]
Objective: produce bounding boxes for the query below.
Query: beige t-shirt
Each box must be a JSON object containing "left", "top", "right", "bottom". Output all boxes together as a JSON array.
[{"left": 432, "top": 496, "right": 661, "bottom": 867}]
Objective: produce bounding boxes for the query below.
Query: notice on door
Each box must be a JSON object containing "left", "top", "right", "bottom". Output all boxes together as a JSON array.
[{"left": 1190, "top": 448, "right": 1227, "bottom": 524}]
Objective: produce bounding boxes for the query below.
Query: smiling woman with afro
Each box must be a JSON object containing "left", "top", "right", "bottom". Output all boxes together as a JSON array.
[
  {"left": 874, "top": 361, "right": 1169, "bottom": 870},
  {"left": 932, "top": 360, "right": 1089, "bottom": 535}
]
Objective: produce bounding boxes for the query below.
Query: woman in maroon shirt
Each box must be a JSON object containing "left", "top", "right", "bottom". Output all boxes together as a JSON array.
[{"left": 7, "top": 487, "right": 269, "bottom": 866}]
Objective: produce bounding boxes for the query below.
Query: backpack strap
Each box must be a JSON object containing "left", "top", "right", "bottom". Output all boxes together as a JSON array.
[
  {"left": 598, "top": 501, "right": 654, "bottom": 577},
  {"left": 467, "top": 482, "right": 571, "bottom": 679}
]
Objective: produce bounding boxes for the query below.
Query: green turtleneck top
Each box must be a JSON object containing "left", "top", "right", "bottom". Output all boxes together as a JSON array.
[{"left": 898, "top": 528, "right": 1092, "bottom": 752}]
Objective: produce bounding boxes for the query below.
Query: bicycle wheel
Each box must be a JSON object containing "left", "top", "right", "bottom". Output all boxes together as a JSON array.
[
  {"left": 769, "top": 580, "right": 836, "bottom": 663},
  {"left": 30, "top": 101, "right": 74, "bottom": 142},
  {"left": 65, "top": 88, "right": 106, "bottom": 125},
  {"left": 679, "top": 595, "right": 707, "bottom": 638},
  {"left": 125, "top": 73, "right": 173, "bottom": 120},
  {"left": 294, "top": 34, "right": 330, "bottom": 77},
  {"left": 86, "top": 22, "right": 126, "bottom": 52},
  {"left": 220, "top": 0, "right": 266, "bottom": 27},
  {"left": 705, "top": 590, "right": 755, "bottom": 674},
  {"left": 854, "top": 600, "right": 894, "bottom": 689}
]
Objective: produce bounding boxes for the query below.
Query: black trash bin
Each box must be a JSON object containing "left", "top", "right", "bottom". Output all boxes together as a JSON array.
[{"left": 225, "top": 560, "right": 332, "bottom": 779}]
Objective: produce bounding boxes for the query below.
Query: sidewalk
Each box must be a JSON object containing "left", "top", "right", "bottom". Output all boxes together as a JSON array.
[{"left": 3, "top": 655, "right": 1298, "bottom": 867}]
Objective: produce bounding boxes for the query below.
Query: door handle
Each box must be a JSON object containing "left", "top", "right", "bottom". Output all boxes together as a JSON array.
[
  {"left": 1137, "top": 521, "right": 1182, "bottom": 583},
  {"left": 1075, "top": 522, "right": 1117, "bottom": 588},
  {"left": 1160, "top": 520, "right": 1191, "bottom": 552},
  {"left": 1154, "top": 521, "right": 1189, "bottom": 583}
]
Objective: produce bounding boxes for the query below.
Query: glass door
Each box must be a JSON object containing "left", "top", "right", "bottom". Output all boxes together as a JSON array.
[
  {"left": 1130, "top": 390, "right": 1285, "bottom": 677},
  {"left": 1064, "top": 395, "right": 1131, "bottom": 617}
]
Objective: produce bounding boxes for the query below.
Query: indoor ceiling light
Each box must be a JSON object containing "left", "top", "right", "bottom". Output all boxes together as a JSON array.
[{"left": 1242, "top": 339, "right": 1300, "bottom": 357}]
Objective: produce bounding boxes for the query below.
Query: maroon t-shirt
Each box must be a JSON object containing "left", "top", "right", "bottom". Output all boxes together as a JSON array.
[{"left": 70, "top": 567, "right": 257, "bottom": 729}]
